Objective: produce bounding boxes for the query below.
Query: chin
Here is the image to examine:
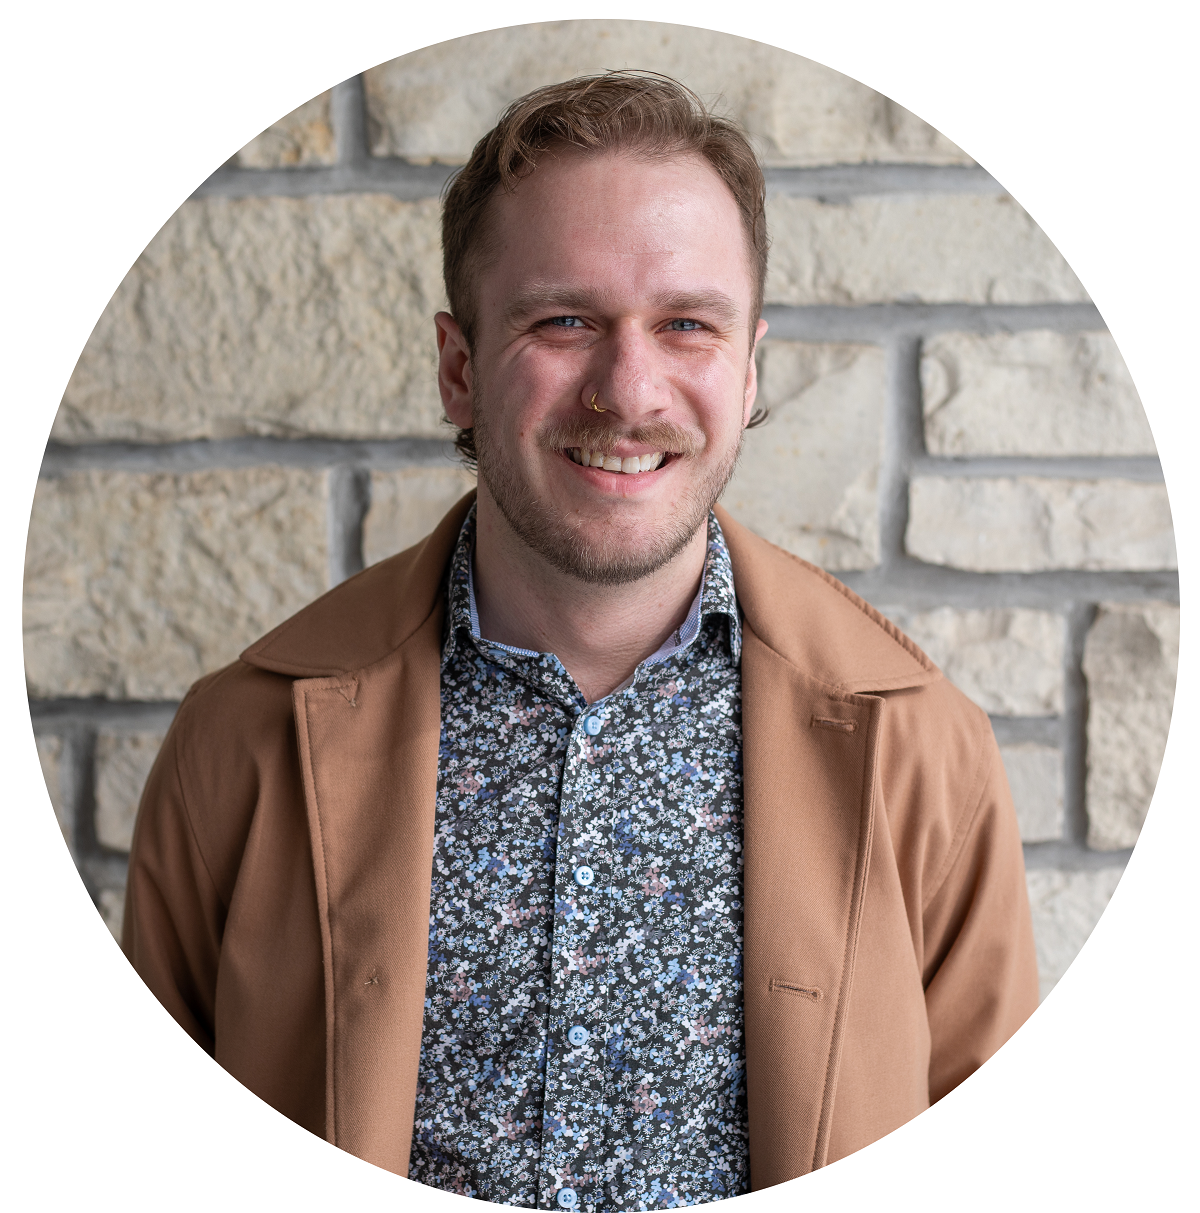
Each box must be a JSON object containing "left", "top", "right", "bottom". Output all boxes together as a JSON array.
[{"left": 501, "top": 492, "right": 706, "bottom": 587}]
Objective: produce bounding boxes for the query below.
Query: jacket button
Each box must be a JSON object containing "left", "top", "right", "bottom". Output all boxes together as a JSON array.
[
  {"left": 573, "top": 865, "right": 594, "bottom": 887},
  {"left": 583, "top": 715, "right": 602, "bottom": 736},
  {"left": 567, "top": 1024, "right": 590, "bottom": 1046},
  {"left": 556, "top": 1189, "right": 578, "bottom": 1209}
]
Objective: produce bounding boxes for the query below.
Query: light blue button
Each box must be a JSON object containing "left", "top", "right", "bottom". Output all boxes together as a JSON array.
[
  {"left": 584, "top": 715, "right": 602, "bottom": 736},
  {"left": 573, "top": 864, "right": 595, "bottom": 887},
  {"left": 556, "top": 1189, "right": 578, "bottom": 1210},
  {"left": 567, "top": 1024, "right": 590, "bottom": 1047}
]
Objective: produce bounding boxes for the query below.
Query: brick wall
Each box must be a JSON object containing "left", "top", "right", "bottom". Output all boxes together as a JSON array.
[{"left": 26, "top": 22, "right": 1176, "bottom": 1002}]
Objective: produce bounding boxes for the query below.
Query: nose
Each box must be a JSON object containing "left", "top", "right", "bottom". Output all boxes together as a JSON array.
[{"left": 585, "top": 320, "right": 670, "bottom": 422}]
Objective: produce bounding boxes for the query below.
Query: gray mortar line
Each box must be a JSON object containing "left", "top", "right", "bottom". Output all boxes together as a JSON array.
[
  {"left": 988, "top": 716, "right": 1064, "bottom": 746},
  {"left": 910, "top": 455, "right": 1164, "bottom": 482},
  {"left": 876, "top": 334, "right": 923, "bottom": 567},
  {"left": 79, "top": 851, "right": 130, "bottom": 894},
  {"left": 58, "top": 725, "right": 98, "bottom": 877},
  {"left": 331, "top": 75, "right": 370, "bottom": 169},
  {"left": 1062, "top": 603, "right": 1097, "bottom": 848},
  {"left": 763, "top": 163, "right": 1004, "bottom": 198},
  {"left": 39, "top": 436, "right": 459, "bottom": 476},
  {"left": 191, "top": 156, "right": 455, "bottom": 200},
  {"left": 190, "top": 159, "right": 1000, "bottom": 204},
  {"left": 839, "top": 565, "right": 1178, "bottom": 610},
  {"left": 30, "top": 699, "right": 181, "bottom": 727},
  {"left": 761, "top": 302, "right": 1105, "bottom": 342},
  {"left": 328, "top": 465, "right": 370, "bottom": 585},
  {"left": 1022, "top": 840, "right": 1130, "bottom": 871}
]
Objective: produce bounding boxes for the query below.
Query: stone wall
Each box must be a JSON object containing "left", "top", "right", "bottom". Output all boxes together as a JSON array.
[{"left": 26, "top": 22, "right": 1176, "bottom": 1001}]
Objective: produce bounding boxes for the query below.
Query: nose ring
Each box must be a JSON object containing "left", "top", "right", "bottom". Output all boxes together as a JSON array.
[{"left": 588, "top": 392, "right": 608, "bottom": 413}]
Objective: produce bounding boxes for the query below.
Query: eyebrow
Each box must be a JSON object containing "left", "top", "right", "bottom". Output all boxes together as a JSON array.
[{"left": 502, "top": 285, "right": 743, "bottom": 329}]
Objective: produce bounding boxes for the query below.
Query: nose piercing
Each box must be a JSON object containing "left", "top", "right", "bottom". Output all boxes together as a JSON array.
[{"left": 588, "top": 392, "right": 608, "bottom": 413}]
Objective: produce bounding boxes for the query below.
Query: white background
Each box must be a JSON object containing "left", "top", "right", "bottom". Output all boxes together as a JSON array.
[{"left": 2, "top": 2, "right": 1195, "bottom": 1207}]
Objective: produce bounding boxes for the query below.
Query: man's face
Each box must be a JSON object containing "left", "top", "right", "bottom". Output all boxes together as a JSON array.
[{"left": 440, "top": 147, "right": 767, "bottom": 585}]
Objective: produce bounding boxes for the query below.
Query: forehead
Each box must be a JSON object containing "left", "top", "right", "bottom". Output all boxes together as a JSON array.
[{"left": 477, "top": 148, "right": 755, "bottom": 317}]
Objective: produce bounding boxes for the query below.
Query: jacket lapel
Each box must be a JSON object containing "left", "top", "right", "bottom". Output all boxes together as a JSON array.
[
  {"left": 247, "top": 499, "right": 475, "bottom": 1176},
  {"left": 717, "top": 506, "right": 935, "bottom": 1186},
  {"left": 245, "top": 498, "right": 937, "bottom": 1182},
  {"left": 741, "top": 625, "right": 882, "bottom": 1185},
  {"left": 291, "top": 610, "right": 443, "bottom": 1174}
]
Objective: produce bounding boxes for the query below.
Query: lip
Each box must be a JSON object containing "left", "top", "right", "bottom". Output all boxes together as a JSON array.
[{"left": 557, "top": 448, "right": 674, "bottom": 492}]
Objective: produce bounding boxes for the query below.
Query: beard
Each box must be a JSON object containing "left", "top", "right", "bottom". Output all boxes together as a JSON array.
[{"left": 471, "top": 390, "right": 744, "bottom": 587}]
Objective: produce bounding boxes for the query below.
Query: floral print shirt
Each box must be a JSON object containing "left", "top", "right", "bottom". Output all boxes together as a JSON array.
[{"left": 409, "top": 507, "right": 748, "bottom": 1210}]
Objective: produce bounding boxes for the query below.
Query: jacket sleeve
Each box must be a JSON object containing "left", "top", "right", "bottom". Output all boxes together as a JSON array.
[
  {"left": 919, "top": 733, "right": 1040, "bottom": 1102},
  {"left": 121, "top": 711, "right": 225, "bottom": 1055}
]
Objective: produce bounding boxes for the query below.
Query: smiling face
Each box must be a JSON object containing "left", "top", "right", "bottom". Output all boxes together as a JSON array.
[{"left": 438, "top": 146, "right": 767, "bottom": 585}]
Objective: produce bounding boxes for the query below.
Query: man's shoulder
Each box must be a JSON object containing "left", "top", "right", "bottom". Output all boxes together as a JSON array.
[
  {"left": 237, "top": 492, "right": 474, "bottom": 679},
  {"left": 715, "top": 506, "right": 942, "bottom": 696}
]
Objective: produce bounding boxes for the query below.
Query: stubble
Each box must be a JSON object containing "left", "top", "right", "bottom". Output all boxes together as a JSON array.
[{"left": 471, "top": 389, "right": 744, "bottom": 586}]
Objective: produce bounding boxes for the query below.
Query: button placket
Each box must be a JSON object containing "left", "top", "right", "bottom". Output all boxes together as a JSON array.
[{"left": 539, "top": 706, "right": 619, "bottom": 1211}]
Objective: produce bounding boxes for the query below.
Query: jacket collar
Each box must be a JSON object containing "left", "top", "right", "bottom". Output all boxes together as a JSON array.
[{"left": 241, "top": 493, "right": 940, "bottom": 696}]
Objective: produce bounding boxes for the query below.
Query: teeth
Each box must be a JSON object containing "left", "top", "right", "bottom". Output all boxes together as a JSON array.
[{"left": 572, "top": 449, "right": 666, "bottom": 473}]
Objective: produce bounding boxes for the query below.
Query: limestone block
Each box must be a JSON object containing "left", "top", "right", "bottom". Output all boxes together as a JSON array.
[
  {"left": 364, "top": 22, "right": 968, "bottom": 167},
  {"left": 95, "top": 731, "right": 168, "bottom": 852},
  {"left": 1026, "top": 867, "right": 1124, "bottom": 1000},
  {"left": 880, "top": 607, "right": 1063, "bottom": 716},
  {"left": 1083, "top": 603, "right": 1179, "bottom": 850},
  {"left": 99, "top": 888, "right": 126, "bottom": 942},
  {"left": 999, "top": 744, "right": 1064, "bottom": 843},
  {"left": 922, "top": 331, "right": 1155, "bottom": 457},
  {"left": 906, "top": 477, "right": 1176, "bottom": 572},
  {"left": 234, "top": 91, "right": 335, "bottom": 167},
  {"left": 35, "top": 734, "right": 69, "bottom": 844},
  {"left": 24, "top": 468, "right": 329, "bottom": 700},
  {"left": 766, "top": 195, "right": 1088, "bottom": 306},
  {"left": 56, "top": 195, "right": 447, "bottom": 442},
  {"left": 363, "top": 467, "right": 477, "bottom": 567},
  {"left": 720, "top": 342, "right": 884, "bottom": 570}
]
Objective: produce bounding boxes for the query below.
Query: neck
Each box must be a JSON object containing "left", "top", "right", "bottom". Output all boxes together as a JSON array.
[{"left": 470, "top": 487, "right": 708, "bottom": 704}]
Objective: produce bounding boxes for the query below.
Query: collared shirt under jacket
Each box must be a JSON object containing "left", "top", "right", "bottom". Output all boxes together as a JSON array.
[
  {"left": 412, "top": 507, "right": 747, "bottom": 1209},
  {"left": 122, "top": 496, "right": 1039, "bottom": 1189}
]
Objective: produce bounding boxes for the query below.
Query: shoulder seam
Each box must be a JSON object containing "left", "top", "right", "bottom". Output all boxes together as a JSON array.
[
  {"left": 165, "top": 711, "right": 229, "bottom": 914},
  {"left": 750, "top": 542, "right": 938, "bottom": 679},
  {"left": 920, "top": 703, "right": 995, "bottom": 913}
]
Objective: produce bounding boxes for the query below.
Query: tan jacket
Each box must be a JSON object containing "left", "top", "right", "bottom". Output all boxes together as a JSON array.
[{"left": 123, "top": 497, "right": 1038, "bottom": 1188}]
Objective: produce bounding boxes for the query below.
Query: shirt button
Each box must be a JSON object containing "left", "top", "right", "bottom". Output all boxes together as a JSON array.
[
  {"left": 573, "top": 865, "right": 595, "bottom": 887},
  {"left": 567, "top": 1024, "right": 590, "bottom": 1046},
  {"left": 583, "top": 715, "right": 602, "bottom": 736},
  {"left": 556, "top": 1189, "right": 578, "bottom": 1210}
]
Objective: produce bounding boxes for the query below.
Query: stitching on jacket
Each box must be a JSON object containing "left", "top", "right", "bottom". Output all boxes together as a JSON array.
[
  {"left": 811, "top": 716, "right": 857, "bottom": 733},
  {"left": 748, "top": 535, "right": 939, "bottom": 675},
  {"left": 769, "top": 979, "right": 824, "bottom": 1001},
  {"left": 920, "top": 707, "right": 995, "bottom": 913},
  {"left": 171, "top": 703, "right": 232, "bottom": 914}
]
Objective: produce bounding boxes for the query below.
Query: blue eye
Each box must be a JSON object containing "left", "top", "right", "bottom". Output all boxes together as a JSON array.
[
  {"left": 668, "top": 319, "right": 702, "bottom": 331},
  {"left": 549, "top": 316, "right": 586, "bottom": 327}
]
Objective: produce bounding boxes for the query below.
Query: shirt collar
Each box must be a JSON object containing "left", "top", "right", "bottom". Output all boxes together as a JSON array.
[{"left": 441, "top": 504, "right": 741, "bottom": 668}]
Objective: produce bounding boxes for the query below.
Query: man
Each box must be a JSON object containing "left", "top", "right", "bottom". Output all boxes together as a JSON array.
[{"left": 123, "top": 73, "right": 1038, "bottom": 1207}]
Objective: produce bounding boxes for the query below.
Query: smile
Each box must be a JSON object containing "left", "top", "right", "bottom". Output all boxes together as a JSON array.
[{"left": 566, "top": 448, "right": 667, "bottom": 473}]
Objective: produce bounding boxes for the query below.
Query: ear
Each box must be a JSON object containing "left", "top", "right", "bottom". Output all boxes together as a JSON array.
[
  {"left": 436, "top": 311, "right": 473, "bottom": 428},
  {"left": 742, "top": 318, "right": 770, "bottom": 426}
]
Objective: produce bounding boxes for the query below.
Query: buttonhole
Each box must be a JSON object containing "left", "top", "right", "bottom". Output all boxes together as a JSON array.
[
  {"left": 810, "top": 716, "right": 856, "bottom": 733},
  {"left": 770, "top": 979, "right": 823, "bottom": 1001}
]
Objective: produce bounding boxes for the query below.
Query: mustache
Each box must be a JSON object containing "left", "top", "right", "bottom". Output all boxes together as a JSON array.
[{"left": 538, "top": 416, "right": 705, "bottom": 458}]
